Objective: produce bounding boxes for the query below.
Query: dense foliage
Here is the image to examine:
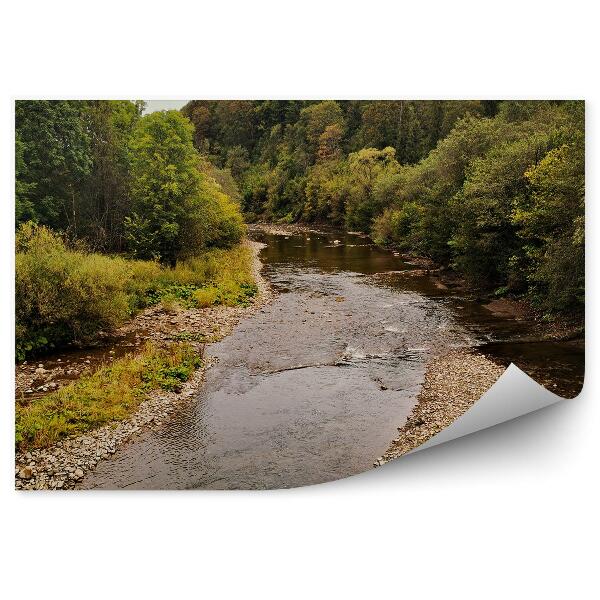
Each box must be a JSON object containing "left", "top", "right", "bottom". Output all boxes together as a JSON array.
[
  {"left": 15, "top": 98, "right": 584, "bottom": 348},
  {"left": 15, "top": 101, "right": 245, "bottom": 258},
  {"left": 15, "top": 100, "right": 249, "bottom": 358},
  {"left": 16, "top": 100, "right": 141, "bottom": 251},
  {"left": 15, "top": 224, "right": 256, "bottom": 359},
  {"left": 181, "top": 100, "right": 584, "bottom": 315},
  {"left": 125, "top": 110, "right": 244, "bottom": 264}
]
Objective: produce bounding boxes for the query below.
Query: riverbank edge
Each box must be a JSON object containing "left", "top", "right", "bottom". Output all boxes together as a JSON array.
[
  {"left": 375, "top": 349, "right": 505, "bottom": 465},
  {"left": 15, "top": 240, "right": 275, "bottom": 490},
  {"left": 250, "top": 221, "right": 583, "bottom": 343},
  {"left": 253, "top": 223, "right": 512, "bottom": 466}
]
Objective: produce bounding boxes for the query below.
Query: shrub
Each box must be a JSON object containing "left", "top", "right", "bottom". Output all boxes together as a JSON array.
[
  {"left": 15, "top": 224, "right": 257, "bottom": 360},
  {"left": 16, "top": 223, "right": 133, "bottom": 359},
  {"left": 372, "top": 203, "right": 422, "bottom": 250},
  {"left": 193, "top": 287, "right": 219, "bottom": 308}
]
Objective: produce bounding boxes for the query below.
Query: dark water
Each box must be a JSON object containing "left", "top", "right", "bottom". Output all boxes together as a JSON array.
[
  {"left": 16, "top": 330, "right": 149, "bottom": 403},
  {"left": 80, "top": 229, "right": 584, "bottom": 490}
]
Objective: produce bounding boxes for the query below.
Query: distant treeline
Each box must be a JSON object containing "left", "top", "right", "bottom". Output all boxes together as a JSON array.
[{"left": 181, "top": 100, "right": 584, "bottom": 314}]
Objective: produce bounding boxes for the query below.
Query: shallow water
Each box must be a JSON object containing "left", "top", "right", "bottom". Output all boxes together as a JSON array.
[{"left": 81, "top": 229, "right": 584, "bottom": 490}]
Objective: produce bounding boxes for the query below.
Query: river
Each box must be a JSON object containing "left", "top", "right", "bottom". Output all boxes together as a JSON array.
[{"left": 80, "top": 228, "right": 584, "bottom": 489}]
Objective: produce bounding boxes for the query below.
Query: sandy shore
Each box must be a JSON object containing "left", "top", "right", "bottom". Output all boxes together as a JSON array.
[
  {"left": 375, "top": 349, "right": 505, "bottom": 465},
  {"left": 15, "top": 240, "right": 275, "bottom": 490}
]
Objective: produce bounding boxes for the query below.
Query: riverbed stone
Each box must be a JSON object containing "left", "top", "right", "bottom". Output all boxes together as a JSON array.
[
  {"left": 376, "top": 349, "right": 504, "bottom": 465},
  {"left": 15, "top": 240, "right": 274, "bottom": 490},
  {"left": 19, "top": 466, "right": 33, "bottom": 479}
]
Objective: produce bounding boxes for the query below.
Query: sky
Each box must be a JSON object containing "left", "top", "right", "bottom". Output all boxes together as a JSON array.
[{"left": 142, "top": 100, "right": 188, "bottom": 114}]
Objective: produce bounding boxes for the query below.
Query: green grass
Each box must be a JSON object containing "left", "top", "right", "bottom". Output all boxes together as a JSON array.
[
  {"left": 16, "top": 224, "right": 257, "bottom": 359},
  {"left": 15, "top": 342, "right": 201, "bottom": 451},
  {"left": 169, "top": 331, "right": 217, "bottom": 343}
]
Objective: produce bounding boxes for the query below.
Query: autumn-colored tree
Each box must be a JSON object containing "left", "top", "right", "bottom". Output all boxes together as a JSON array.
[
  {"left": 298, "top": 101, "right": 346, "bottom": 161},
  {"left": 317, "top": 123, "right": 344, "bottom": 162}
]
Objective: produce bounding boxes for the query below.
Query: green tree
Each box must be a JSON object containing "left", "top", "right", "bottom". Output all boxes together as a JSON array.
[
  {"left": 225, "top": 145, "right": 250, "bottom": 181},
  {"left": 449, "top": 137, "right": 546, "bottom": 286},
  {"left": 79, "top": 100, "right": 142, "bottom": 250},
  {"left": 125, "top": 110, "right": 244, "bottom": 264},
  {"left": 513, "top": 138, "right": 584, "bottom": 311},
  {"left": 15, "top": 100, "right": 92, "bottom": 231},
  {"left": 345, "top": 147, "right": 398, "bottom": 230},
  {"left": 304, "top": 158, "right": 348, "bottom": 223}
]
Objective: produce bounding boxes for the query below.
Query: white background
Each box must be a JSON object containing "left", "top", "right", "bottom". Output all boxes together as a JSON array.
[{"left": 1, "top": 2, "right": 597, "bottom": 598}]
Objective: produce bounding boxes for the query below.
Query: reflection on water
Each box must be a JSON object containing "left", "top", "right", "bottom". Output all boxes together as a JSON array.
[
  {"left": 259, "top": 228, "right": 584, "bottom": 398},
  {"left": 80, "top": 228, "right": 584, "bottom": 490},
  {"left": 482, "top": 341, "right": 584, "bottom": 399}
]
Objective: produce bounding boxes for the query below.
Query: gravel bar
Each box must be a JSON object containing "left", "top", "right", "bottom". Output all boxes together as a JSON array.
[
  {"left": 15, "top": 240, "right": 274, "bottom": 490},
  {"left": 375, "top": 349, "right": 504, "bottom": 465}
]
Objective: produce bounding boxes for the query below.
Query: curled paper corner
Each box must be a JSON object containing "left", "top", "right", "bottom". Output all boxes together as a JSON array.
[{"left": 409, "top": 364, "right": 566, "bottom": 455}]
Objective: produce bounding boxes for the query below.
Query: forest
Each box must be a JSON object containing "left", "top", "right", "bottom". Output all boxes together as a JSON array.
[
  {"left": 181, "top": 100, "right": 584, "bottom": 316},
  {"left": 15, "top": 100, "right": 584, "bottom": 361}
]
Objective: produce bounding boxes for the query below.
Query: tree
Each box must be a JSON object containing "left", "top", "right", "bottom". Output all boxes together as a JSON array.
[
  {"left": 79, "top": 100, "right": 142, "bottom": 250},
  {"left": 125, "top": 110, "right": 244, "bottom": 264},
  {"left": 317, "top": 124, "right": 344, "bottom": 162},
  {"left": 304, "top": 158, "right": 348, "bottom": 223},
  {"left": 513, "top": 137, "right": 585, "bottom": 311},
  {"left": 298, "top": 101, "right": 346, "bottom": 161},
  {"left": 15, "top": 132, "right": 36, "bottom": 223},
  {"left": 225, "top": 145, "right": 250, "bottom": 181},
  {"left": 449, "top": 138, "right": 544, "bottom": 286},
  {"left": 344, "top": 147, "right": 398, "bottom": 230},
  {"left": 15, "top": 100, "right": 92, "bottom": 232}
]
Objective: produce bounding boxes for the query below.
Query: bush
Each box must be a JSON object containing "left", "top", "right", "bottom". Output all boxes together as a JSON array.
[
  {"left": 193, "top": 287, "right": 219, "bottom": 308},
  {"left": 372, "top": 204, "right": 422, "bottom": 249},
  {"left": 15, "top": 223, "right": 257, "bottom": 359},
  {"left": 16, "top": 223, "right": 133, "bottom": 359}
]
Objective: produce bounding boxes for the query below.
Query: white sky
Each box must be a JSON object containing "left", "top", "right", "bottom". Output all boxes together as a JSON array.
[{"left": 142, "top": 100, "right": 188, "bottom": 114}]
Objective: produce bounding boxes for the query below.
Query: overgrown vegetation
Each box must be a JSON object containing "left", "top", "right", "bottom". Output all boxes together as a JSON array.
[
  {"left": 15, "top": 343, "right": 201, "bottom": 451},
  {"left": 181, "top": 100, "right": 584, "bottom": 316},
  {"left": 15, "top": 101, "right": 245, "bottom": 260},
  {"left": 14, "top": 100, "right": 256, "bottom": 359},
  {"left": 14, "top": 99, "right": 584, "bottom": 360},
  {"left": 15, "top": 223, "right": 256, "bottom": 359}
]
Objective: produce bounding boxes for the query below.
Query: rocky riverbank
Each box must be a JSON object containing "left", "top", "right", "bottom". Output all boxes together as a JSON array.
[
  {"left": 375, "top": 349, "right": 505, "bottom": 465},
  {"left": 15, "top": 240, "right": 275, "bottom": 490},
  {"left": 15, "top": 241, "right": 273, "bottom": 401}
]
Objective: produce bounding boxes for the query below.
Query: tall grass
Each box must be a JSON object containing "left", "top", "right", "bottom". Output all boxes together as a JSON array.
[
  {"left": 15, "top": 342, "right": 201, "bottom": 451},
  {"left": 15, "top": 223, "right": 256, "bottom": 359}
]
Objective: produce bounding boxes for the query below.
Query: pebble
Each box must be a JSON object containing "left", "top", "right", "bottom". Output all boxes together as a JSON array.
[
  {"left": 15, "top": 241, "right": 275, "bottom": 491},
  {"left": 375, "top": 350, "right": 504, "bottom": 466},
  {"left": 19, "top": 466, "right": 33, "bottom": 479}
]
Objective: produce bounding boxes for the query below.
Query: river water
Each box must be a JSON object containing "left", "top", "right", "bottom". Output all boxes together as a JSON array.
[{"left": 80, "top": 229, "right": 584, "bottom": 490}]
